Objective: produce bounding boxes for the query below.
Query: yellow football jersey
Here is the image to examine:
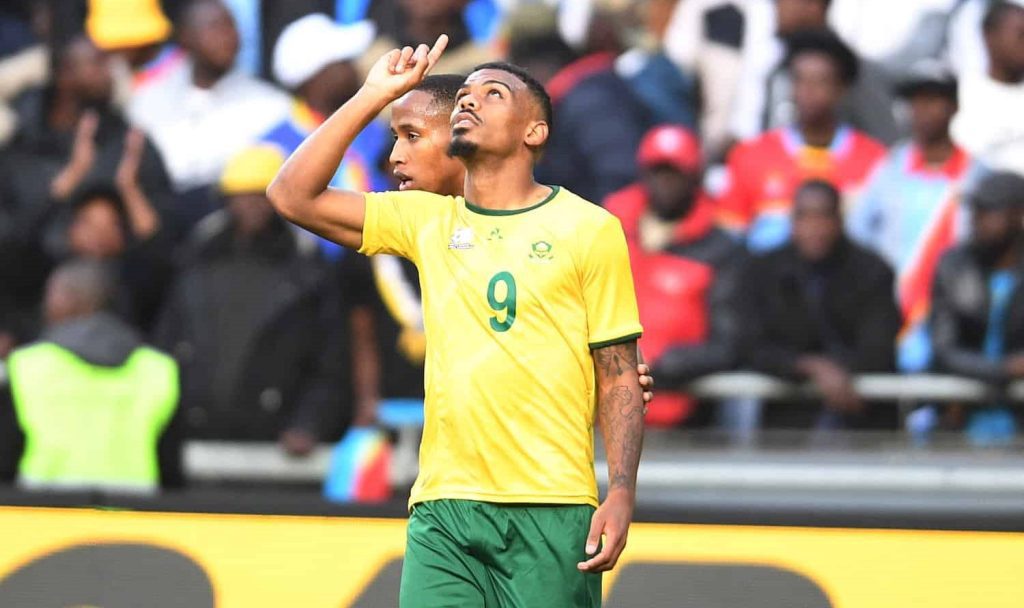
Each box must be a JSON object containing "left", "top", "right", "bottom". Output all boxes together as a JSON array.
[{"left": 359, "top": 186, "right": 643, "bottom": 508}]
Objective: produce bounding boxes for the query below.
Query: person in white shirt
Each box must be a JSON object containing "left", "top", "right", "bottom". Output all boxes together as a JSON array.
[
  {"left": 951, "top": 0, "right": 1024, "bottom": 176},
  {"left": 729, "top": 0, "right": 900, "bottom": 146},
  {"left": 128, "top": 0, "right": 290, "bottom": 194}
]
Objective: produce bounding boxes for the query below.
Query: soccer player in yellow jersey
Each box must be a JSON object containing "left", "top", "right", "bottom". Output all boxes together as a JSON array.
[
  {"left": 269, "top": 36, "right": 646, "bottom": 607},
  {"left": 382, "top": 74, "right": 655, "bottom": 400}
]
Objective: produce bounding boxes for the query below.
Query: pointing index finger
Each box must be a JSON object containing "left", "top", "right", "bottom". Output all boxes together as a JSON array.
[{"left": 426, "top": 34, "right": 449, "bottom": 69}]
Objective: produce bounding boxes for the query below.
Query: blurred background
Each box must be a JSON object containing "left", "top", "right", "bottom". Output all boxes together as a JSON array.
[{"left": 0, "top": 0, "right": 1022, "bottom": 605}]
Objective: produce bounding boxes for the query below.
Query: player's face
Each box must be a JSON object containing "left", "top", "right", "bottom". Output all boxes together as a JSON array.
[
  {"left": 450, "top": 69, "right": 541, "bottom": 159},
  {"left": 390, "top": 90, "right": 466, "bottom": 196},
  {"left": 791, "top": 53, "right": 845, "bottom": 126},
  {"left": 792, "top": 189, "right": 842, "bottom": 262}
]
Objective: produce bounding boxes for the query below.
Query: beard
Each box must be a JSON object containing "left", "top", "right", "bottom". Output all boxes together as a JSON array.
[{"left": 448, "top": 133, "right": 479, "bottom": 159}]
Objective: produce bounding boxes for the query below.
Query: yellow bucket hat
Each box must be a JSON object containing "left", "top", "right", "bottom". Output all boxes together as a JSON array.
[
  {"left": 219, "top": 145, "right": 287, "bottom": 196},
  {"left": 86, "top": 0, "right": 173, "bottom": 50}
]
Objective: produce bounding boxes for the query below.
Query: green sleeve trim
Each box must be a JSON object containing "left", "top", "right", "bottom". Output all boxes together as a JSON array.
[{"left": 589, "top": 332, "right": 642, "bottom": 350}]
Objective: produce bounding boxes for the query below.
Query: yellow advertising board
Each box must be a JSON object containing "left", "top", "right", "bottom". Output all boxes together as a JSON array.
[{"left": 0, "top": 507, "right": 1021, "bottom": 607}]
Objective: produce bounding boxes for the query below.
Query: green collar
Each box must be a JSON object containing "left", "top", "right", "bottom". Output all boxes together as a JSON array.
[{"left": 465, "top": 185, "right": 560, "bottom": 216}]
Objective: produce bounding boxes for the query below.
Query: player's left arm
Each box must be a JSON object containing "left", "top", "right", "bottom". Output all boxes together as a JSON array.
[{"left": 578, "top": 339, "right": 645, "bottom": 573}]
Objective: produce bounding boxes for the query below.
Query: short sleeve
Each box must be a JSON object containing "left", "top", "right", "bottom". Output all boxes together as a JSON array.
[
  {"left": 359, "top": 190, "right": 442, "bottom": 261},
  {"left": 581, "top": 214, "right": 644, "bottom": 349}
]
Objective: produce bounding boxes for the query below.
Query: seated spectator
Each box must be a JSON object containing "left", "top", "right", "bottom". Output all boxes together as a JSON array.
[
  {"left": 128, "top": 0, "right": 290, "bottom": 201},
  {"left": 86, "top": 0, "right": 186, "bottom": 95},
  {"left": 0, "top": 259, "right": 182, "bottom": 492},
  {"left": 848, "top": 61, "right": 974, "bottom": 372},
  {"left": 265, "top": 14, "right": 389, "bottom": 250},
  {"left": 0, "top": 34, "right": 172, "bottom": 225},
  {"left": 155, "top": 146, "right": 345, "bottom": 455},
  {"left": 0, "top": 128, "right": 174, "bottom": 336},
  {"left": 719, "top": 29, "right": 886, "bottom": 252},
  {"left": 951, "top": 1, "right": 1024, "bottom": 176},
  {"left": 742, "top": 180, "right": 901, "bottom": 429},
  {"left": 931, "top": 171, "right": 1024, "bottom": 444},
  {"left": 605, "top": 125, "right": 743, "bottom": 426},
  {"left": 508, "top": 23, "right": 648, "bottom": 204},
  {"left": 730, "top": 0, "right": 900, "bottom": 146},
  {"left": 355, "top": 0, "right": 494, "bottom": 76}
]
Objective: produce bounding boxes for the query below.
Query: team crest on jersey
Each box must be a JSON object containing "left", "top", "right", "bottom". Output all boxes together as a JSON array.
[
  {"left": 529, "top": 240, "right": 554, "bottom": 261},
  {"left": 448, "top": 227, "right": 475, "bottom": 250}
]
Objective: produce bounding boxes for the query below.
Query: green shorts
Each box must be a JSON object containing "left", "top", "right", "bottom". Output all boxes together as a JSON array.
[{"left": 399, "top": 499, "right": 602, "bottom": 608}]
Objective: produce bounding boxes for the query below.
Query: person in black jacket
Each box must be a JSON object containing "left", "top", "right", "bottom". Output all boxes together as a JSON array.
[
  {"left": 930, "top": 171, "right": 1024, "bottom": 442},
  {"left": 742, "top": 179, "right": 902, "bottom": 429},
  {"left": 0, "top": 34, "right": 173, "bottom": 226},
  {"left": 154, "top": 146, "right": 346, "bottom": 455},
  {"left": 507, "top": 30, "right": 649, "bottom": 204}
]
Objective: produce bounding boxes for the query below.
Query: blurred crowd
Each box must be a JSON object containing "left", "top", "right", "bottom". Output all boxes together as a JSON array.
[{"left": 0, "top": 0, "right": 1022, "bottom": 493}]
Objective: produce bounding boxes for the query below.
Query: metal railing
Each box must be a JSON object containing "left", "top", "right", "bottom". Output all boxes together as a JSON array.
[
  {"left": 182, "top": 373, "right": 1024, "bottom": 488},
  {"left": 686, "top": 372, "right": 1024, "bottom": 403}
]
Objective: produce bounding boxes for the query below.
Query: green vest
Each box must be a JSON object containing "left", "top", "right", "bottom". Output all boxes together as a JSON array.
[{"left": 8, "top": 342, "right": 178, "bottom": 492}]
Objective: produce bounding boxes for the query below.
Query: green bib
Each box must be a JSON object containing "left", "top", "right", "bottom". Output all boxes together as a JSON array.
[{"left": 8, "top": 343, "right": 178, "bottom": 491}]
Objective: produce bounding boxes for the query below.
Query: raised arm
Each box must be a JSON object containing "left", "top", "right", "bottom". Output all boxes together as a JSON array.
[
  {"left": 578, "top": 340, "right": 645, "bottom": 573},
  {"left": 267, "top": 36, "right": 448, "bottom": 249}
]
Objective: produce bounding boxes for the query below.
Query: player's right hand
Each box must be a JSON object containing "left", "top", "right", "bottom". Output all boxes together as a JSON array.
[{"left": 363, "top": 34, "right": 449, "bottom": 101}]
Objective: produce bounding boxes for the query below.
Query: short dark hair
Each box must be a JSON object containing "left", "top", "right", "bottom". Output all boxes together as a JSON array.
[
  {"left": 983, "top": 0, "right": 1024, "bottom": 34},
  {"left": 414, "top": 74, "right": 465, "bottom": 114},
  {"left": 795, "top": 179, "right": 842, "bottom": 214},
  {"left": 470, "top": 61, "right": 554, "bottom": 130},
  {"left": 71, "top": 183, "right": 130, "bottom": 234},
  {"left": 784, "top": 28, "right": 860, "bottom": 86}
]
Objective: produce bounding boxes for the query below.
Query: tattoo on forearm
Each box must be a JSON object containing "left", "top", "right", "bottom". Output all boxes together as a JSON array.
[
  {"left": 595, "top": 344, "right": 639, "bottom": 377},
  {"left": 594, "top": 342, "right": 645, "bottom": 493}
]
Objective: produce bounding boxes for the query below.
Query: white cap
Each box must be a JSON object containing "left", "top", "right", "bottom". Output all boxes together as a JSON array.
[{"left": 273, "top": 14, "right": 376, "bottom": 90}]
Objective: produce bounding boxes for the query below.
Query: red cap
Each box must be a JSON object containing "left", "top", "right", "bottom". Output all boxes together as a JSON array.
[{"left": 637, "top": 125, "right": 702, "bottom": 172}]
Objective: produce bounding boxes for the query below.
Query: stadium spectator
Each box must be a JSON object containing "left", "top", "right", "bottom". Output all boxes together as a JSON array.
[
  {"left": 154, "top": 146, "right": 345, "bottom": 455},
  {"left": 951, "top": 0, "right": 1024, "bottom": 176},
  {"left": 730, "top": 0, "right": 900, "bottom": 146},
  {"left": 742, "top": 180, "right": 901, "bottom": 429},
  {"left": 508, "top": 26, "right": 648, "bottom": 204},
  {"left": 0, "top": 34, "right": 172, "bottom": 221},
  {"left": 85, "top": 0, "right": 186, "bottom": 97},
  {"left": 264, "top": 13, "right": 389, "bottom": 243},
  {"left": 0, "top": 116, "right": 174, "bottom": 336},
  {"left": 718, "top": 29, "right": 886, "bottom": 252},
  {"left": 931, "top": 171, "right": 1024, "bottom": 443},
  {"left": 356, "top": 0, "right": 494, "bottom": 77},
  {"left": 615, "top": 0, "right": 698, "bottom": 131},
  {"left": 605, "top": 125, "right": 743, "bottom": 427},
  {"left": 662, "top": 0, "right": 745, "bottom": 158},
  {"left": 0, "top": 0, "right": 49, "bottom": 147},
  {"left": 128, "top": 0, "right": 290, "bottom": 203},
  {"left": 848, "top": 60, "right": 973, "bottom": 372},
  {"left": 0, "top": 259, "right": 182, "bottom": 491}
]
